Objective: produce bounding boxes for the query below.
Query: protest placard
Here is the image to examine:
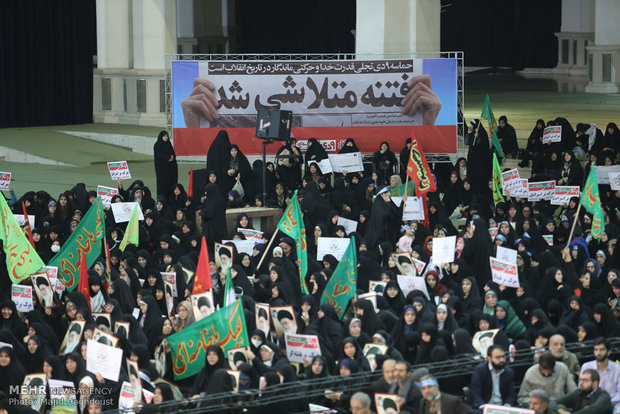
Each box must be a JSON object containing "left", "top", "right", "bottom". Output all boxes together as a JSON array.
[
  {"left": 13, "top": 214, "right": 35, "bottom": 230},
  {"left": 111, "top": 202, "right": 144, "bottom": 223},
  {"left": 107, "top": 161, "right": 132, "bottom": 180},
  {"left": 0, "top": 172, "right": 11, "bottom": 190},
  {"left": 397, "top": 275, "right": 430, "bottom": 300},
  {"left": 238, "top": 228, "right": 264, "bottom": 242},
  {"left": 609, "top": 172, "right": 620, "bottom": 191},
  {"left": 402, "top": 196, "right": 425, "bottom": 221},
  {"left": 496, "top": 246, "right": 517, "bottom": 266},
  {"left": 501, "top": 169, "right": 520, "bottom": 193},
  {"left": 432, "top": 236, "right": 456, "bottom": 265},
  {"left": 509, "top": 179, "right": 529, "bottom": 198},
  {"left": 483, "top": 405, "right": 534, "bottom": 414},
  {"left": 542, "top": 126, "right": 562, "bottom": 144},
  {"left": 595, "top": 165, "right": 620, "bottom": 185},
  {"left": 317, "top": 237, "right": 350, "bottom": 261},
  {"left": 337, "top": 217, "right": 358, "bottom": 235},
  {"left": 528, "top": 181, "right": 555, "bottom": 201},
  {"left": 285, "top": 333, "right": 321, "bottom": 364},
  {"left": 490, "top": 257, "right": 520, "bottom": 288},
  {"left": 97, "top": 185, "right": 118, "bottom": 207},
  {"left": 327, "top": 152, "right": 364, "bottom": 173},
  {"left": 161, "top": 272, "right": 177, "bottom": 297},
  {"left": 551, "top": 186, "right": 580, "bottom": 205},
  {"left": 86, "top": 339, "right": 123, "bottom": 382},
  {"left": 11, "top": 285, "right": 33, "bottom": 313},
  {"left": 310, "top": 159, "right": 333, "bottom": 174},
  {"left": 412, "top": 258, "right": 427, "bottom": 275}
]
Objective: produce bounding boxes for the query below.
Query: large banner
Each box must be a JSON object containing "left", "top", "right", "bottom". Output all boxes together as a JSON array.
[{"left": 172, "top": 58, "right": 457, "bottom": 156}]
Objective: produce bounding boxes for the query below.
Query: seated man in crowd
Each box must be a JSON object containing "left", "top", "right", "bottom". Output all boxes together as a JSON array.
[
  {"left": 518, "top": 351, "right": 576, "bottom": 407},
  {"left": 469, "top": 345, "right": 516, "bottom": 412},
  {"left": 555, "top": 369, "right": 612, "bottom": 414},
  {"left": 389, "top": 361, "right": 423, "bottom": 414},
  {"left": 418, "top": 374, "right": 474, "bottom": 414},
  {"left": 350, "top": 392, "right": 373, "bottom": 414},
  {"left": 579, "top": 337, "right": 620, "bottom": 405},
  {"left": 536, "top": 334, "right": 580, "bottom": 383},
  {"left": 528, "top": 389, "right": 557, "bottom": 414}
]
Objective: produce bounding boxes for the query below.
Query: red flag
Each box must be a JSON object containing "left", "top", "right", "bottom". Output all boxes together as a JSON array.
[
  {"left": 21, "top": 202, "right": 35, "bottom": 247},
  {"left": 192, "top": 236, "right": 212, "bottom": 294},
  {"left": 187, "top": 168, "right": 194, "bottom": 197},
  {"left": 103, "top": 237, "right": 112, "bottom": 294},
  {"left": 77, "top": 250, "right": 91, "bottom": 310},
  {"left": 406, "top": 132, "right": 437, "bottom": 196}
]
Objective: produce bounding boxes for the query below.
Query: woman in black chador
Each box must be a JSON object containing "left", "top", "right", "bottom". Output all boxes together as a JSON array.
[{"left": 153, "top": 130, "right": 178, "bottom": 201}]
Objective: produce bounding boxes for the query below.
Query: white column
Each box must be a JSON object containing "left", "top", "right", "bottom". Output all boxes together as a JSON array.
[
  {"left": 356, "top": 0, "right": 440, "bottom": 59},
  {"left": 96, "top": 0, "right": 131, "bottom": 68},
  {"left": 594, "top": 0, "right": 620, "bottom": 45},
  {"left": 132, "top": 0, "right": 177, "bottom": 70},
  {"left": 586, "top": 0, "right": 620, "bottom": 93},
  {"left": 554, "top": 0, "right": 594, "bottom": 75}
]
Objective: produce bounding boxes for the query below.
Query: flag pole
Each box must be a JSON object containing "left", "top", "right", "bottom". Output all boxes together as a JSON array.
[
  {"left": 566, "top": 203, "right": 583, "bottom": 248},
  {"left": 255, "top": 228, "right": 280, "bottom": 274}
]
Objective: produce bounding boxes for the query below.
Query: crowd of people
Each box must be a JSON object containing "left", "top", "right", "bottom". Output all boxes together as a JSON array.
[{"left": 2, "top": 117, "right": 620, "bottom": 414}]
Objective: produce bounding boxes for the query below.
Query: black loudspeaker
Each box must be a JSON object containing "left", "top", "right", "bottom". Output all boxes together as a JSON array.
[{"left": 255, "top": 110, "right": 292, "bottom": 140}]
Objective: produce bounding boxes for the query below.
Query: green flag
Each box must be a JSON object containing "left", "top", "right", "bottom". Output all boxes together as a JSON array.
[
  {"left": 119, "top": 204, "right": 140, "bottom": 251},
  {"left": 492, "top": 153, "right": 504, "bottom": 205},
  {"left": 580, "top": 163, "right": 605, "bottom": 240},
  {"left": 320, "top": 236, "right": 357, "bottom": 319},
  {"left": 277, "top": 190, "right": 309, "bottom": 295},
  {"left": 480, "top": 94, "right": 505, "bottom": 158},
  {"left": 389, "top": 181, "right": 416, "bottom": 197},
  {"left": 0, "top": 193, "right": 45, "bottom": 283},
  {"left": 224, "top": 267, "right": 236, "bottom": 307},
  {"left": 48, "top": 196, "right": 105, "bottom": 291},
  {"left": 167, "top": 299, "right": 249, "bottom": 380}
]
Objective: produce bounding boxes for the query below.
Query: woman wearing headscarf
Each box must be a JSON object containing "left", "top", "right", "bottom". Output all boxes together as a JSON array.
[
  {"left": 309, "top": 304, "right": 343, "bottom": 359},
  {"left": 275, "top": 138, "right": 303, "bottom": 191},
  {"left": 383, "top": 280, "right": 406, "bottom": 315},
  {"left": 391, "top": 305, "right": 420, "bottom": 353},
  {"left": 354, "top": 299, "right": 383, "bottom": 337},
  {"left": 228, "top": 144, "right": 252, "bottom": 193},
  {"left": 190, "top": 345, "right": 227, "bottom": 396},
  {"left": 592, "top": 303, "right": 620, "bottom": 338},
  {"left": 23, "top": 335, "right": 49, "bottom": 374},
  {"left": 495, "top": 300, "right": 526, "bottom": 341},
  {"left": 466, "top": 120, "right": 491, "bottom": 194},
  {"left": 519, "top": 119, "right": 545, "bottom": 168},
  {"left": 0, "top": 300, "right": 27, "bottom": 340},
  {"left": 461, "top": 218, "right": 493, "bottom": 288},
  {"left": 200, "top": 182, "right": 227, "bottom": 255},
  {"left": 230, "top": 264, "right": 255, "bottom": 298},
  {"left": 365, "top": 189, "right": 400, "bottom": 249},
  {"left": 305, "top": 138, "right": 329, "bottom": 169},
  {"left": 339, "top": 337, "right": 370, "bottom": 371},
  {"left": 452, "top": 328, "right": 476, "bottom": 356},
  {"left": 300, "top": 182, "right": 331, "bottom": 229},
  {"left": 457, "top": 276, "right": 482, "bottom": 314},
  {"left": 557, "top": 150, "right": 584, "bottom": 187},
  {"left": 537, "top": 267, "right": 572, "bottom": 312},
  {"left": 372, "top": 141, "right": 398, "bottom": 187},
  {"left": 0, "top": 345, "right": 26, "bottom": 396},
  {"left": 560, "top": 296, "right": 593, "bottom": 333},
  {"left": 63, "top": 352, "right": 89, "bottom": 388},
  {"left": 206, "top": 130, "right": 234, "bottom": 196},
  {"left": 435, "top": 304, "right": 458, "bottom": 334},
  {"left": 415, "top": 323, "right": 441, "bottom": 365}
]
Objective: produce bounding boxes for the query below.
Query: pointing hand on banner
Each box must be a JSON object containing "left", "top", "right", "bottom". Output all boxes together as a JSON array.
[
  {"left": 182, "top": 78, "right": 219, "bottom": 128},
  {"left": 400, "top": 75, "right": 442, "bottom": 126}
]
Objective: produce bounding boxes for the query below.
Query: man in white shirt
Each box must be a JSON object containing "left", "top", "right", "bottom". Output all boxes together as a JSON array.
[{"left": 580, "top": 337, "right": 620, "bottom": 405}]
